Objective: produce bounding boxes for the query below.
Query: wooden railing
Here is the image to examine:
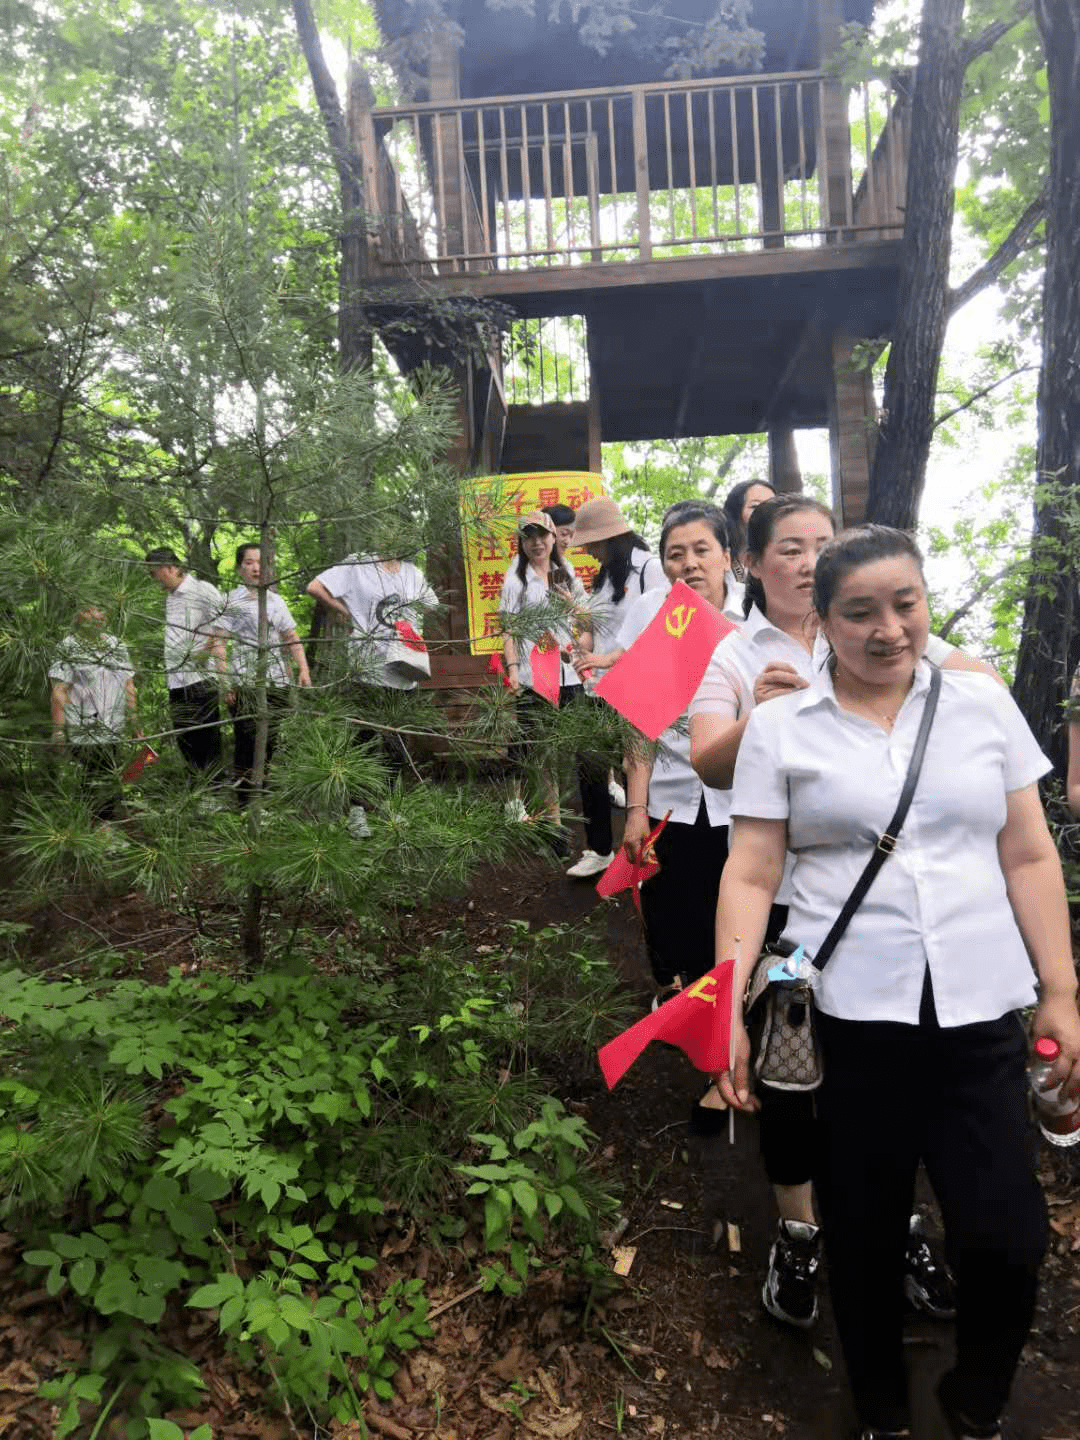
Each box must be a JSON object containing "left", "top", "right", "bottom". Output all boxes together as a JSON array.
[
  {"left": 360, "top": 71, "right": 907, "bottom": 276},
  {"left": 852, "top": 86, "right": 911, "bottom": 241}
]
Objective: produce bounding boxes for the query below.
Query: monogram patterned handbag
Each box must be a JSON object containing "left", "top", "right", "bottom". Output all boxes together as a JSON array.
[{"left": 744, "top": 665, "right": 942, "bottom": 1093}]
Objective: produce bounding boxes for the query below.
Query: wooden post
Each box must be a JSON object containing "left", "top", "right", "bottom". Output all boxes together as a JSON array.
[
  {"left": 814, "top": 0, "right": 854, "bottom": 236},
  {"left": 826, "top": 336, "right": 877, "bottom": 525},
  {"left": 768, "top": 425, "right": 802, "bottom": 492},
  {"left": 632, "top": 88, "right": 652, "bottom": 260},
  {"left": 428, "top": 26, "right": 468, "bottom": 268},
  {"left": 348, "top": 62, "right": 381, "bottom": 271}
]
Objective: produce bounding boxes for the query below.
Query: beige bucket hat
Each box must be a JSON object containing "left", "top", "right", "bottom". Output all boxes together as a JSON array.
[{"left": 570, "top": 496, "right": 632, "bottom": 547}]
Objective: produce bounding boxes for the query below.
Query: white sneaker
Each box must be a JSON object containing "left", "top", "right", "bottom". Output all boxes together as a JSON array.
[
  {"left": 608, "top": 778, "right": 626, "bottom": 808},
  {"left": 566, "top": 849, "right": 614, "bottom": 879},
  {"left": 347, "top": 804, "right": 372, "bottom": 839},
  {"left": 504, "top": 798, "right": 529, "bottom": 822}
]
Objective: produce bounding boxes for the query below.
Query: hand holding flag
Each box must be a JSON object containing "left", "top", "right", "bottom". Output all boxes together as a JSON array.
[
  {"left": 598, "top": 959, "right": 737, "bottom": 1089},
  {"left": 594, "top": 581, "right": 735, "bottom": 740},
  {"left": 595, "top": 812, "right": 671, "bottom": 913}
]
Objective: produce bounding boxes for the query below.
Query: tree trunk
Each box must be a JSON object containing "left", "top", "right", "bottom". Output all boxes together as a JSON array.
[
  {"left": 291, "top": 0, "right": 372, "bottom": 374},
  {"left": 1011, "top": 0, "right": 1080, "bottom": 772},
  {"left": 866, "top": 0, "right": 966, "bottom": 530}
]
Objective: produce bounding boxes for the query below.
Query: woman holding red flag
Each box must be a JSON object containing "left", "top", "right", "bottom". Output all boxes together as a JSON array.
[
  {"left": 689, "top": 494, "right": 997, "bottom": 1336},
  {"left": 591, "top": 502, "right": 759, "bottom": 1129},
  {"left": 499, "top": 511, "right": 609, "bottom": 862},
  {"left": 715, "top": 525, "right": 1079, "bottom": 1440}
]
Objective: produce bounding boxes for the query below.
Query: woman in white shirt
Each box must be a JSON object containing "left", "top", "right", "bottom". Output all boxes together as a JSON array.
[
  {"left": 722, "top": 477, "right": 776, "bottom": 581},
  {"left": 499, "top": 511, "right": 608, "bottom": 867},
  {"left": 616, "top": 505, "right": 746, "bottom": 995},
  {"left": 718, "top": 525, "right": 1080, "bottom": 1440},
  {"left": 689, "top": 495, "right": 983, "bottom": 1335}
]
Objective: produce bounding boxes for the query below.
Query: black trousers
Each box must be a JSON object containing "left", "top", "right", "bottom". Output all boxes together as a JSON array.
[
  {"left": 230, "top": 688, "right": 291, "bottom": 805},
  {"left": 73, "top": 743, "right": 122, "bottom": 822},
  {"left": 512, "top": 685, "right": 613, "bottom": 855},
  {"left": 346, "top": 683, "right": 412, "bottom": 790},
  {"left": 168, "top": 683, "right": 222, "bottom": 779},
  {"left": 639, "top": 801, "right": 729, "bottom": 987},
  {"left": 814, "top": 985, "right": 1047, "bottom": 1432}
]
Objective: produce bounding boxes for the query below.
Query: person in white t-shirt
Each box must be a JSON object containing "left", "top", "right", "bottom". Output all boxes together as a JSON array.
[
  {"left": 560, "top": 497, "right": 666, "bottom": 876},
  {"left": 613, "top": 504, "right": 745, "bottom": 996},
  {"left": 688, "top": 494, "right": 996, "bottom": 1335},
  {"left": 717, "top": 525, "right": 1079, "bottom": 1440},
  {"left": 49, "top": 607, "right": 138, "bottom": 821},
  {"left": 722, "top": 478, "right": 776, "bottom": 581},
  {"left": 500, "top": 511, "right": 608, "bottom": 869},
  {"left": 218, "top": 543, "right": 312, "bottom": 805},
  {"left": 307, "top": 552, "right": 437, "bottom": 836},
  {"left": 146, "top": 547, "right": 227, "bottom": 782}
]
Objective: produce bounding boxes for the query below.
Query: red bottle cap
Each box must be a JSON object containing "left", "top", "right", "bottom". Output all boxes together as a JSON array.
[{"left": 1034, "top": 1037, "right": 1061, "bottom": 1061}]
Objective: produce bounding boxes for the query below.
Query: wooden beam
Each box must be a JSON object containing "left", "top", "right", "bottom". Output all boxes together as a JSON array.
[{"left": 366, "top": 239, "right": 903, "bottom": 303}]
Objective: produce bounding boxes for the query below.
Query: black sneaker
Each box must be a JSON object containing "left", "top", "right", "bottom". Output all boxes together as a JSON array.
[
  {"left": 762, "top": 1219, "right": 821, "bottom": 1327},
  {"left": 858, "top": 1430, "right": 910, "bottom": 1439},
  {"left": 904, "top": 1213, "right": 957, "bottom": 1320}
]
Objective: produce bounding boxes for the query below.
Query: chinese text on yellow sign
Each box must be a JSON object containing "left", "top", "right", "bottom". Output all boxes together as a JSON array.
[{"left": 460, "top": 472, "right": 607, "bottom": 655}]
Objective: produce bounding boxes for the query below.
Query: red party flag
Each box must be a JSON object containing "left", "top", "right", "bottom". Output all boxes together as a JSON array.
[
  {"left": 122, "top": 743, "right": 159, "bottom": 784},
  {"left": 394, "top": 620, "right": 427, "bottom": 653},
  {"left": 529, "top": 635, "right": 561, "bottom": 707},
  {"left": 595, "top": 812, "right": 671, "bottom": 913},
  {"left": 598, "top": 960, "right": 737, "bottom": 1088},
  {"left": 594, "top": 580, "right": 736, "bottom": 740},
  {"left": 488, "top": 653, "right": 513, "bottom": 689}
]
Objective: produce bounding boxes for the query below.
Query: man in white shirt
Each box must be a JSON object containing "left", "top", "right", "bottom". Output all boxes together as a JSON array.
[
  {"left": 50, "top": 607, "right": 138, "bottom": 821},
  {"left": 218, "top": 543, "right": 312, "bottom": 805},
  {"left": 307, "top": 553, "right": 438, "bottom": 836},
  {"left": 145, "top": 547, "right": 227, "bottom": 782}
]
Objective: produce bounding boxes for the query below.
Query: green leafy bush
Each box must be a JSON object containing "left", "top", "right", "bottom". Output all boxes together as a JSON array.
[{"left": 2, "top": 920, "right": 631, "bottom": 1433}]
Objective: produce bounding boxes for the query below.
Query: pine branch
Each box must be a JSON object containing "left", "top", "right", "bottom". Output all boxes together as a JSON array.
[
  {"left": 932, "top": 363, "right": 1037, "bottom": 429},
  {"left": 961, "top": 0, "right": 1034, "bottom": 67},
  {"left": 947, "top": 182, "right": 1048, "bottom": 317}
]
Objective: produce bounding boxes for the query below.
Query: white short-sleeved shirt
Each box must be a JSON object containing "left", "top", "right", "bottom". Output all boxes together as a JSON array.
[
  {"left": 219, "top": 587, "right": 298, "bottom": 688},
  {"left": 731, "top": 663, "right": 1050, "bottom": 1028},
  {"left": 315, "top": 556, "right": 437, "bottom": 691},
  {"left": 617, "top": 578, "right": 746, "bottom": 826},
  {"left": 499, "top": 562, "right": 587, "bottom": 693},
  {"left": 586, "top": 546, "right": 667, "bottom": 657},
  {"left": 50, "top": 633, "right": 133, "bottom": 744},
  {"left": 164, "top": 574, "right": 225, "bottom": 688},
  {"left": 689, "top": 603, "right": 955, "bottom": 724}
]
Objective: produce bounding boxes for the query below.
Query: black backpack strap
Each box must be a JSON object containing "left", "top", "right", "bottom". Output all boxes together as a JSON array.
[{"left": 811, "top": 664, "right": 942, "bottom": 974}]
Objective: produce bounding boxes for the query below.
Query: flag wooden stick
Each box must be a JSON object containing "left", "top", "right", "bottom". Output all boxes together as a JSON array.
[{"left": 730, "top": 935, "right": 742, "bottom": 1147}]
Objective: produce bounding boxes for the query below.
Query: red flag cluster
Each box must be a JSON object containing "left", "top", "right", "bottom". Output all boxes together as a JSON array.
[
  {"left": 488, "top": 637, "right": 561, "bottom": 706},
  {"left": 598, "top": 960, "right": 737, "bottom": 1088},
  {"left": 594, "top": 581, "right": 735, "bottom": 739}
]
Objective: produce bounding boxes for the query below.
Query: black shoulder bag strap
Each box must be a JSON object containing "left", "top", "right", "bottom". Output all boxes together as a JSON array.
[{"left": 811, "top": 663, "right": 942, "bottom": 974}]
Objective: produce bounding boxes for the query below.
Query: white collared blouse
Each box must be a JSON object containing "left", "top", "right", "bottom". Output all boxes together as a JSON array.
[
  {"left": 499, "top": 562, "right": 588, "bottom": 693},
  {"left": 730, "top": 662, "right": 1050, "bottom": 1028},
  {"left": 616, "top": 578, "right": 745, "bottom": 826}
]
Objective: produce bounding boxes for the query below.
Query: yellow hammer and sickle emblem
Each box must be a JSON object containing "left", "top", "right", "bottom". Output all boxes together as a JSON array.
[
  {"left": 665, "top": 604, "right": 697, "bottom": 639},
  {"left": 685, "top": 975, "right": 717, "bottom": 1006}
]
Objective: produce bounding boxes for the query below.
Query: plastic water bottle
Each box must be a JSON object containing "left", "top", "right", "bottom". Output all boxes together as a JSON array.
[{"left": 1028, "top": 1037, "right": 1080, "bottom": 1147}]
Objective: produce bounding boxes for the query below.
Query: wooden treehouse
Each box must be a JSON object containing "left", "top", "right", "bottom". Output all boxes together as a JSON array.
[{"left": 352, "top": 0, "right": 910, "bottom": 685}]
